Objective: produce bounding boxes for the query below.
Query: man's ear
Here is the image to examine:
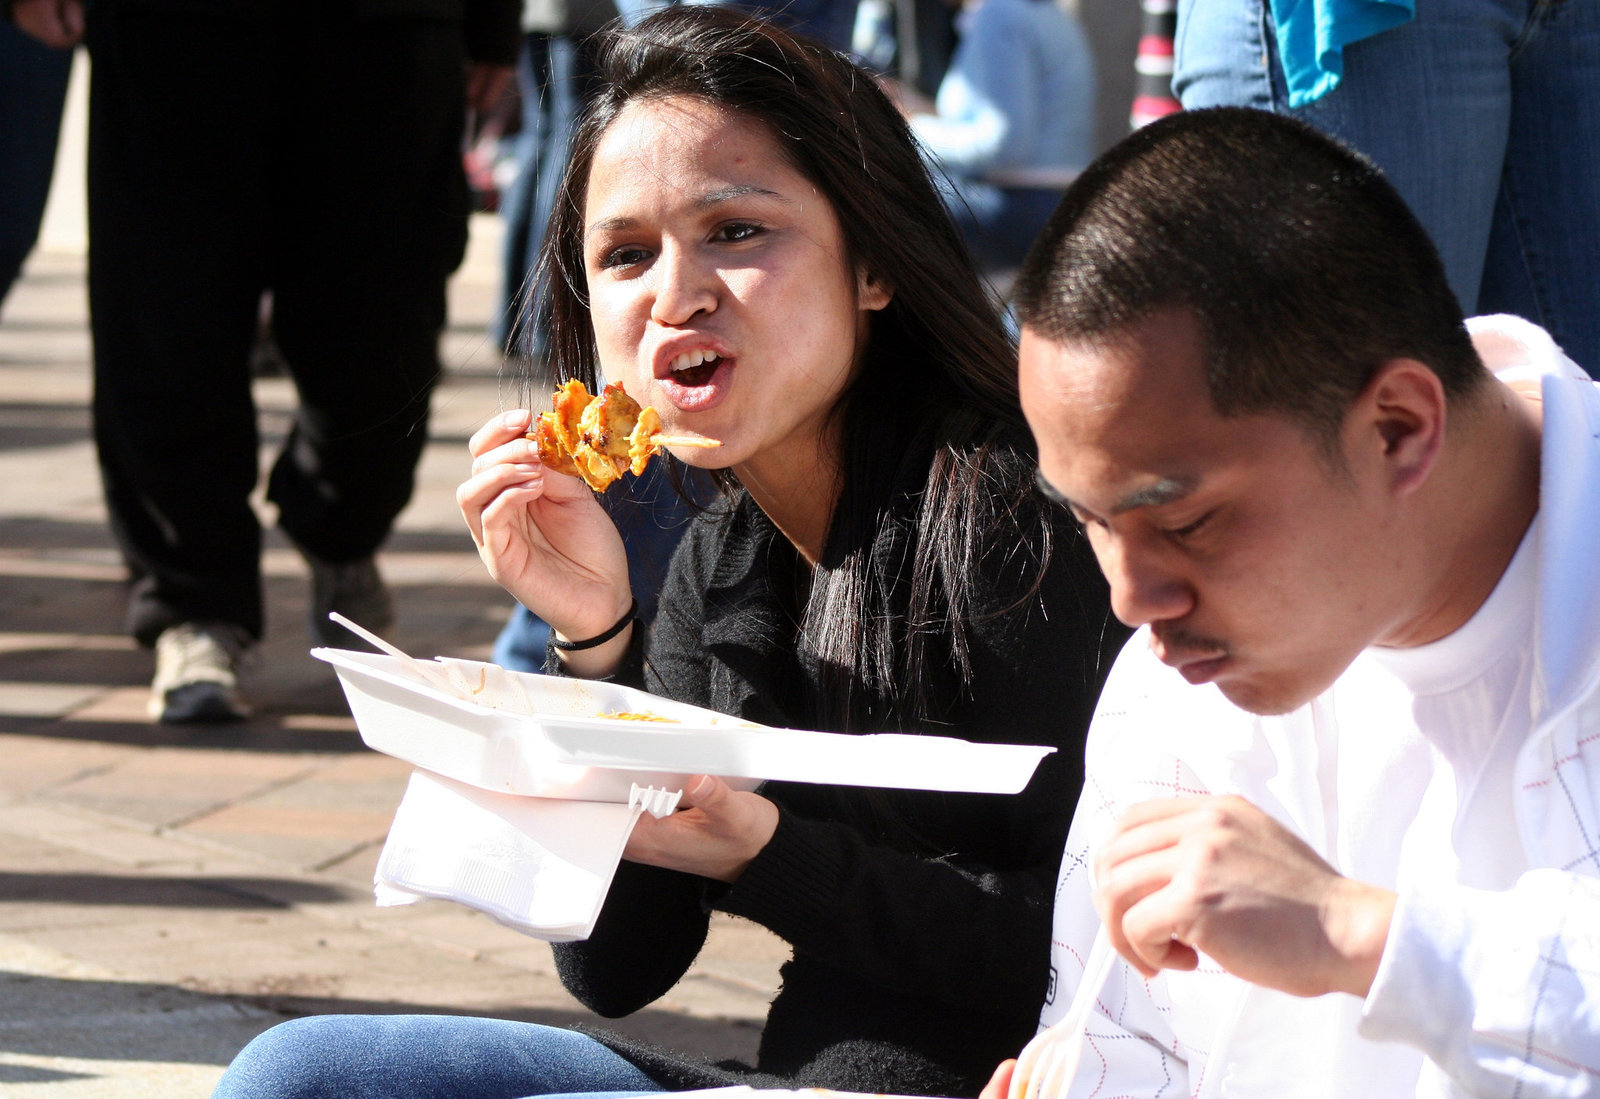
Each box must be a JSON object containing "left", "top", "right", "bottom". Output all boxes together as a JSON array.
[
  {"left": 857, "top": 267, "right": 894, "bottom": 311},
  {"left": 1347, "top": 358, "right": 1448, "bottom": 497}
]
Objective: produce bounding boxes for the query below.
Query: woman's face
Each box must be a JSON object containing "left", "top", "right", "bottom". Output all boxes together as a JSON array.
[{"left": 582, "top": 95, "right": 892, "bottom": 478}]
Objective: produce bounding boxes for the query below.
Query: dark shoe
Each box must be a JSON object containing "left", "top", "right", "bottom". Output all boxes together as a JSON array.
[
  {"left": 149, "top": 623, "right": 252, "bottom": 723},
  {"left": 303, "top": 551, "right": 394, "bottom": 646}
]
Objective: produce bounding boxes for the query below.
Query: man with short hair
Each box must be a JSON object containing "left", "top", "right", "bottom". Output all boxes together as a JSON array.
[{"left": 996, "top": 107, "right": 1600, "bottom": 1095}]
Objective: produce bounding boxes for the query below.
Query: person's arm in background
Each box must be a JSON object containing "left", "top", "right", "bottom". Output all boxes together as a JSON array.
[{"left": 905, "top": 0, "right": 1036, "bottom": 175}]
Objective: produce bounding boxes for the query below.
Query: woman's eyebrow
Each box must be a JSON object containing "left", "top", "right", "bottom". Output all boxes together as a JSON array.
[
  {"left": 697, "top": 184, "right": 787, "bottom": 208},
  {"left": 585, "top": 185, "right": 790, "bottom": 238},
  {"left": 586, "top": 215, "right": 637, "bottom": 236}
]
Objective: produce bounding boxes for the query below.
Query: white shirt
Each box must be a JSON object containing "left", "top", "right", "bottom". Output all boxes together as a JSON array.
[{"left": 1040, "top": 317, "right": 1600, "bottom": 1097}]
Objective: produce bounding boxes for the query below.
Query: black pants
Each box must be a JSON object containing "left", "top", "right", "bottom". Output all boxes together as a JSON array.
[{"left": 86, "top": 2, "right": 470, "bottom": 645}]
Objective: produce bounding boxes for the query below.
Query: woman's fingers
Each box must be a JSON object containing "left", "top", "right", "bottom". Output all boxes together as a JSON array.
[
  {"left": 456, "top": 461, "right": 546, "bottom": 545},
  {"left": 623, "top": 777, "right": 780, "bottom": 882},
  {"left": 470, "top": 429, "right": 544, "bottom": 481},
  {"left": 468, "top": 408, "right": 534, "bottom": 460},
  {"left": 457, "top": 408, "right": 636, "bottom": 644}
]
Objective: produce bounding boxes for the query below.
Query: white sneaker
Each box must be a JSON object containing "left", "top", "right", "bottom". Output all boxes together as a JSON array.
[
  {"left": 303, "top": 551, "right": 394, "bottom": 647},
  {"left": 149, "top": 622, "right": 252, "bottom": 723}
]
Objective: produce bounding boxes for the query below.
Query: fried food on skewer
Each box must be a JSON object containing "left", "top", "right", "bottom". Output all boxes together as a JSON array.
[
  {"left": 629, "top": 405, "right": 662, "bottom": 476},
  {"left": 530, "top": 379, "right": 586, "bottom": 476},
  {"left": 529, "top": 380, "right": 720, "bottom": 491}
]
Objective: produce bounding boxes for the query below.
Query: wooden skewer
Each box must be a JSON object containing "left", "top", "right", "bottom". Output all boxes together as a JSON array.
[{"left": 648, "top": 433, "right": 722, "bottom": 449}]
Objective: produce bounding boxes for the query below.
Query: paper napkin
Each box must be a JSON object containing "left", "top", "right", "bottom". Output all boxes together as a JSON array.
[{"left": 373, "top": 770, "right": 681, "bottom": 942}]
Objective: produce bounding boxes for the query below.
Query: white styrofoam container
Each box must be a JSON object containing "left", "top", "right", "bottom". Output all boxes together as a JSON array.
[{"left": 313, "top": 648, "right": 1054, "bottom": 801}]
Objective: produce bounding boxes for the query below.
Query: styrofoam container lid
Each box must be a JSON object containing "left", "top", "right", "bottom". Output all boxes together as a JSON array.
[{"left": 313, "top": 648, "right": 1054, "bottom": 801}]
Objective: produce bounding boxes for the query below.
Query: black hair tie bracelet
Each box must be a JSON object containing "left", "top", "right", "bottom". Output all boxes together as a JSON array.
[{"left": 550, "top": 598, "right": 638, "bottom": 652}]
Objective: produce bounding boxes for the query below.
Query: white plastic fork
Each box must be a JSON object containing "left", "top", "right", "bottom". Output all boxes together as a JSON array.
[
  {"left": 326, "top": 611, "right": 458, "bottom": 695},
  {"left": 327, "top": 611, "right": 413, "bottom": 661},
  {"left": 1008, "top": 924, "right": 1118, "bottom": 1099}
]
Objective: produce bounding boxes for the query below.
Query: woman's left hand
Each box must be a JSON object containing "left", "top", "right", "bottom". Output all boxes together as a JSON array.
[{"left": 624, "top": 775, "right": 779, "bottom": 882}]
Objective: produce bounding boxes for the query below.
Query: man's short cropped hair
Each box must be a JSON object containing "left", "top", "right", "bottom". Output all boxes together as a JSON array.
[{"left": 1013, "top": 107, "right": 1485, "bottom": 446}]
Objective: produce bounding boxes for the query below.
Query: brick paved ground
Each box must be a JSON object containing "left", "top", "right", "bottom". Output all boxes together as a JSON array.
[{"left": 0, "top": 219, "right": 784, "bottom": 1097}]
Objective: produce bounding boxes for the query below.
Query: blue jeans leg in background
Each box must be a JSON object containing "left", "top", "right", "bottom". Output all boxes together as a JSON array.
[
  {"left": 210, "top": 1015, "right": 666, "bottom": 1099},
  {"left": 499, "top": 33, "right": 587, "bottom": 358},
  {"left": 1174, "top": 0, "right": 1600, "bottom": 375},
  {"left": 1472, "top": 0, "right": 1600, "bottom": 374},
  {"left": 496, "top": 32, "right": 553, "bottom": 354},
  {"left": 0, "top": 24, "right": 73, "bottom": 309},
  {"left": 494, "top": 603, "right": 553, "bottom": 670}
]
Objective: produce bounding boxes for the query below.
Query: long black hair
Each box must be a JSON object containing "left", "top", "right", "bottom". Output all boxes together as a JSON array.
[{"left": 537, "top": 6, "right": 1055, "bottom": 731}]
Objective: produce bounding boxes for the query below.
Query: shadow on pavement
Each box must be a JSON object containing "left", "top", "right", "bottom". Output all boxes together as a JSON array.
[
  {"left": 0, "top": 872, "right": 356, "bottom": 909},
  {"left": 0, "top": 400, "right": 89, "bottom": 453},
  {"left": 0, "top": 971, "right": 762, "bottom": 1071}
]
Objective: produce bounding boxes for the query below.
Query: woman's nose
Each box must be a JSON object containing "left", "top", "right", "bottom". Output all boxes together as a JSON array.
[{"left": 649, "top": 243, "right": 718, "bottom": 326}]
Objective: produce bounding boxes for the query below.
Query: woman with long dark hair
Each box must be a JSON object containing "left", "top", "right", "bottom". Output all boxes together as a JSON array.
[{"left": 212, "top": 8, "right": 1124, "bottom": 1098}]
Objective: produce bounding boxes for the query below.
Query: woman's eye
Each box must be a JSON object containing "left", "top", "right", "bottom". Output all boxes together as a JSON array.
[
  {"left": 714, "top": 222, "right": 763, "bottom": 243},
  {"left": 598, "top": 245, "right": 651, "bottom": 270}
]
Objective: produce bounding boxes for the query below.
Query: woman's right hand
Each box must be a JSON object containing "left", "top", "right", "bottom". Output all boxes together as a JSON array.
[{"left": 458, "top": 410, "right": 634, "bottom": 647}]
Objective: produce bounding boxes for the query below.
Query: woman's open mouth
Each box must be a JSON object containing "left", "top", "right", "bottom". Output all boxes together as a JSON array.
[
  {"left": 666, "top": 349, "right": 721, "bottom": 387},
  {"left": 657, "top": 352, "right": 734, "bottom": 412}
]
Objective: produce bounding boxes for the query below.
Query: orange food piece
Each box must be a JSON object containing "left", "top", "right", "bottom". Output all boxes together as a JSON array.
[{"left": 525, "top": 380, "right": 716, "bottom": 491}]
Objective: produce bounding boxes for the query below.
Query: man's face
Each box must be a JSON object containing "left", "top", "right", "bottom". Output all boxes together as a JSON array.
[{"left": 1019, "top": 310, "right": 1401, "bottom": 715}]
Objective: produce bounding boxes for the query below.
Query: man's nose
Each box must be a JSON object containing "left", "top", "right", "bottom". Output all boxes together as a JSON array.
[
  {"left": 650, "top": 242, "right": 718, "bottom": 326},
  {"left": 1098, "top": 535, "right": 1193, "bottom": 628}
]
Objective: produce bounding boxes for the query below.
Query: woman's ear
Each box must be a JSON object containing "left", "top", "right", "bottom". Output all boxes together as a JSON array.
[{"left": 857, "top": 267, "right": 894, "bottom": 311}]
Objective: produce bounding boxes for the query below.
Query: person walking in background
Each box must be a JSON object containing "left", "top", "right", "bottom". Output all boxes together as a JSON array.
[
  {"left": 13, "top": 0, "right": 518, "bottom": 724},
  {"left": 1173, "top": 0, "right": 1600, "bottom": 375},
  {"left": 0, "top": 9, "right": 74, "bottom": 312},
  {"left": 885, "top": 0, "right": 1096, "bottom": 272}
]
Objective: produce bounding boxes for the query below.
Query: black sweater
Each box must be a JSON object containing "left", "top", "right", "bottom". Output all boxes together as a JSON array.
[{"left": 552, "top": 452, "right": 1127, "bottom": 1098}]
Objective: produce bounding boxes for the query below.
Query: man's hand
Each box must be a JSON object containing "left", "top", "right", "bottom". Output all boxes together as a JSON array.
[
  {"left": 1095, "top": 795, "right": 1395, "bottom": 998},
  {"left": 12, "top": 0, "right": 85, "bottom": 47},
  {"left": 623, "top": 775, "right": 779, "bottom": 883}
]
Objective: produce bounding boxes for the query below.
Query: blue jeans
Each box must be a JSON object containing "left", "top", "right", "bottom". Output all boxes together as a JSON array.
[
  {"left": 0, "top": 24, "right": 73, "bottom": 309},
  {"left": 1174, "top": 0, "right": 1600, "bottom": 376},
  {"left": 498, "top": 32, "right": 591, "bottom": 357},
  {"left": 211, "top": 1015, "right": 667, "bottom": 1099}
]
